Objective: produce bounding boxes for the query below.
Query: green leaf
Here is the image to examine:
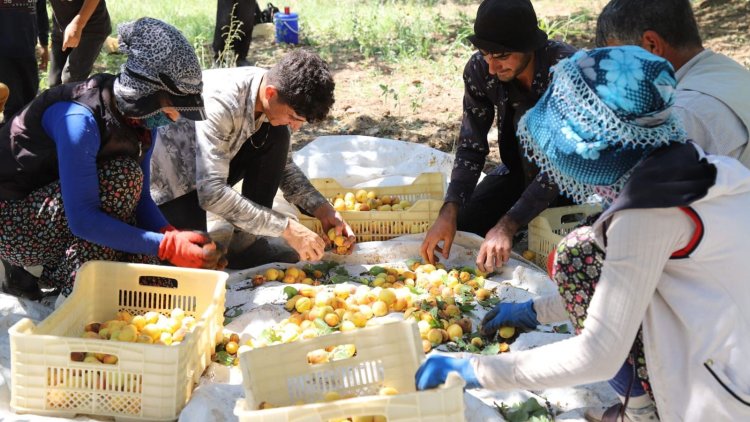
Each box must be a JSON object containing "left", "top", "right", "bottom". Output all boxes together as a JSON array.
[
  {"left": 459, "top": 266, "right": 476, "bottom": 275},
  {"left": 459, "top": 303, "right": 476, "bottom": 313},
  {"left": 498, "top": 398, "right": 551, "bottom": 422},
  {"left": 259, "top": 327, "right": 282, "bottom": 344},
  {"left": 408, "top": 285, "right": 425, "bottom": 295},
  {"left": 314, "top": 318, "right": 334, "bottom": 335},
  {"left": 405, "top": 258, "right": 420, "bottom": 269},
  {"left": 329, "top": 274, "right": 353, "bottom": 284},
  {"left": 368, "top": 266, "right": 387, "bottom": 276},
  {"left": 478, "top": 296, "right": 501, "bottom": 309},
  {"left": 481, "top": 342, "right": 500, "bottom": 355},
  {"left": 554, "top": 323, "right": 570, "bottom": 334},
  {"left": 214, "top": 351, "right": 235, "bottom": 366},
  {"left": 283, "top": 286, "right": 298, "bottom": 300}
]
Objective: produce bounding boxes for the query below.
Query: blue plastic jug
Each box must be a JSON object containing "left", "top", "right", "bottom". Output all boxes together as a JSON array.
[{"left": 274, "top": 11, "right": 299, "bottom": 45}]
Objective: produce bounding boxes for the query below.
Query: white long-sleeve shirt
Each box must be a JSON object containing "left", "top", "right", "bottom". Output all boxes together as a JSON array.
[{"left": 469, "top": 155, "right": 750, "bottom": 421}]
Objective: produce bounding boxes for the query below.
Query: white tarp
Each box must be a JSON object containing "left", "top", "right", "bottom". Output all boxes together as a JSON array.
[{"left": 0, "top": 138, "right": 616, "bottom": 421}]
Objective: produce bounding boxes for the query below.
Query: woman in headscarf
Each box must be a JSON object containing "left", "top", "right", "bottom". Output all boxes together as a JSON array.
[
  {"left": 415, "top": 46, "right": 750, "bottom": 422},
  {"left": 0, "top": 18, "right": 224, "bottom": 301}
]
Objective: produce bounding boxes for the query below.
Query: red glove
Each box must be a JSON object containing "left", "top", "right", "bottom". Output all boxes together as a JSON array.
[
  {"left": 159, "top": 224, "right": 178, "bottom": 234},
  {"left": 158, "top": 230, "right": 221, "bottom": 269},
  {"left": 547, "top": 248, "right": 557, "bottom": 279}
]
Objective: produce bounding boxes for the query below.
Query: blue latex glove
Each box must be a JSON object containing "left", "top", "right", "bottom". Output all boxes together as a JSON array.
[
  {"left": 415, "top": 355, "right": 481, "bottom": 390},
  {"left": 480, "top": 299, "right": 539, "bottom": 336}
]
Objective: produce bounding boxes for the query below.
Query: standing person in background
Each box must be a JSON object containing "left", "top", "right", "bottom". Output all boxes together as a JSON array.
[
  {"left": 48, "top": 0, "right": 111, "bottom": 87},
  {"left": 0, "top": 18, "right": 224, "bottom": 302},
  {"left": 420, "top": 0, "right": 576, "bottom": 272},
  {"left": 213, "top": 0, "right": 256, "bottom": 67},
  {"left": 0, "top": 0, "right": 49, "bottom": 125},
  {"left": 596, "top": 0, "right": 750, "bottom": 169}
]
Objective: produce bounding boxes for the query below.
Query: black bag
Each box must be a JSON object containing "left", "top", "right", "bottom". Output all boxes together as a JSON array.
[{"left": 254, "top": 2, "right": 279, "bottom": 24}]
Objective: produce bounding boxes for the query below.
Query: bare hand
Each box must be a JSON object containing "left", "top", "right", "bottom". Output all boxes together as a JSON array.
[
  {"left": 314, "top": 204, "right": 356, "bottom": 253},
  {"left": 62, "top": 18, "right": 83, "bottom": 50},
  {"left": 201, "top": 241, "right": 228, "bottom": 270},
  {"left": 282, "top": 219, "right": 326, "bottom": 262},
  {"left": 420, "top": 203, "right": 458, "bottom": 264},
  {"left": 476, "top": 217, "right": 519, "bottom": 273}
]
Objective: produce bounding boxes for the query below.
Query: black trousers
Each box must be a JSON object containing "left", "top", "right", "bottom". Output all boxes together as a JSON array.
[
  {"left": 159, "top": 123, "right": 290, "bottom": 232},
  {"left": 456, "top": 172, "right": 526, "bottom": 237},
  {"left": 48, "top": 26, "right": 110, "bottom": 87},
  {"left": 213, "top": 0, "right": 256, "bottom": 65},
  {"left": 456, "top": 172, "right": 574, "bottom": 237},
  {"left": 0, "top": 55, "right": 38, "bottom": 123}
]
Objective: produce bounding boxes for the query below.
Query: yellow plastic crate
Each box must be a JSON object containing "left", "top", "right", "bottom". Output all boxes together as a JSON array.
[
  {"left": 527, "top": 204, "right": 602, "bottom": 268},
  {"left": 309, "top": 172, "right": 445, "bottom": 205},
  {"left": 300, "top": 199, "right": 444, "bottom": 242},
  {"left": 9, "top": 261, "right": 228, "bottom": 421},
  {"left": 235, "top": 321, "right": 466, "bottom": 422},
  {"left": 301, "top": 173, "right": 445, "bottom": 242}
]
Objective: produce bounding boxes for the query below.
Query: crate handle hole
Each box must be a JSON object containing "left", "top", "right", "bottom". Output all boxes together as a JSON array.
[
  {"left": 560, "top": 212, "right": 588, "bottom": 224},
  {"left": 70, "top": 351, "right": 119, "bottom": 365},
  {"left": 138, "top": 275, "right": 178, "bottom": 288},
  {"left": 327, "top": 415, "right": 387, "bottom": 422},
  {"left": 307, "top": 343, "right": 357, "bottom": 365}
]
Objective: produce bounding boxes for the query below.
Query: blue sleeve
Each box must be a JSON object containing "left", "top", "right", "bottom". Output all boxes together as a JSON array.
[
  {"left": 42, "top": 102, "right": 164, "bottom": 256},
  {"left": 135, "top": 131, "right": 170, "bottom": 232}
]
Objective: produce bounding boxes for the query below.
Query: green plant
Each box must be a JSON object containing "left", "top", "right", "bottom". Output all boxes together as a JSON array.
[
  {"left": 214, "top": 3, "right": 246, "bottom": 68},
  {"left": 379, "top": 83, "right": 400, "bottom": 115},
  {"left": 537, "top": 12, "right": 589, "bottom": 43}
]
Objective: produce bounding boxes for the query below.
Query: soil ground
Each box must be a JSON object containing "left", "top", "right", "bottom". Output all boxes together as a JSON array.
[{"left": 246, "top": 0, "right": 750, "bottom": 172}]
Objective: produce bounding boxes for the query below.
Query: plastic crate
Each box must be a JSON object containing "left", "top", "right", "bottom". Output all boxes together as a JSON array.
[
  {"left": 309, "top": 172, "right": 445, "bottom": 205},
  {"left": 527, "top": 204, "right": 602, "bottom": 268},
  {"left": 9, "top": 261, "right": 228, "bottom": 421},
  {"left": 300, "top": 199, "right": 444, "bottom": 242},
  {"left": 300, "top": 173, "right": 445, "bottom": 242},
  {"left": 235, "top": 321, "right": 466, "bottom": 422}
]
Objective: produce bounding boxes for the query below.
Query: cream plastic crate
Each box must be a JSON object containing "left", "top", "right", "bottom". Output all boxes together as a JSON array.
[
  {"left": 527, "top": 204, "right": 602, "bottom": 268},
  {"left": 9, "top": 261, "right": 227, "bottom": 421},
  {"left": 235, "top": 321, "right": 466, "bottom": 422},
  {"left": 300, "top": 199, "right": 444, "bottom": 242},
  {"left": 310, "top": 172, "right": 445, "bottom": 205},
  {"left": 300, "top": 173, "right": 445, "bottom": 242}
]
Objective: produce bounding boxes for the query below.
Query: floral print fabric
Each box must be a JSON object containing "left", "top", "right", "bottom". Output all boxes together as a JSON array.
[
  {"left": 0, "top": 158, "right": 159, "bottom": 296},
  {"left": 552, "top": 226, "right": 654, "bottom": 401}
]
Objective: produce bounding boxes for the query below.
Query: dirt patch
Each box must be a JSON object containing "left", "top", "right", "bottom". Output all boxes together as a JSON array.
[{"left": 247, "top": 0, "right": 750, "bottom": 166}]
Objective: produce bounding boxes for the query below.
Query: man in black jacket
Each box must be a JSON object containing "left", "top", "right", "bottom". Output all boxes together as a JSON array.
[{"left": 421, "top": 0, "right": 576, "bottom": 272}]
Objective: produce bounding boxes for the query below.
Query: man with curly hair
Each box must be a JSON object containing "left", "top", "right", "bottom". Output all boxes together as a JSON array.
[{"left": 151, "top": 49, "right": 355, "bottom": 268}]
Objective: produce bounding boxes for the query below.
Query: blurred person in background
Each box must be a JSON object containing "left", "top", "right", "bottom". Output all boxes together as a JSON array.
[{"left": 0, "top": 0, "right": 49, "bottom": 126}]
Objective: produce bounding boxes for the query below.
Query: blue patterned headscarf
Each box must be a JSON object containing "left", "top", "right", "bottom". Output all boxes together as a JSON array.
[{"left": 518, "top": 46, "right": 687, "bottom": 204}]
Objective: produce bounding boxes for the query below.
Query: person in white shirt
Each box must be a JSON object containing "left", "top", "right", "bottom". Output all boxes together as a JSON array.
[
  {"left": 415, "top": 46, "right": 750, "bottom": 422},
  {"left": 596, "top": 0, "right": 750, "bottom": 168}
]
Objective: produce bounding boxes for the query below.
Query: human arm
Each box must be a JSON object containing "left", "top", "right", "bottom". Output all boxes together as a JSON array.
[
  {"left": 422, "top": 53, "right": 496, "bottom": 264},
  {"left": 135, "top": 132, "right": 170, "bottom": 233},
  {"left": 420, "top": 202, "right": 458, "bottom": 264},
  {"left": 467, "top": 208, "right": 690, "bottom": 391},
  {"left": 278, "top": 159, "right": 355, "bottom": 250},
  {"left": 36, "top": 0, "right": 49, "bottom": 70},
  {"left": 43, "top": 102, "right": 164, "bottom": 255},
  {"left": 61, "top": 0, "right": 101, "bottom": 50},
  {"left": 44, "top": 102, "right": 222, "bottom": 268},
  {"left": 477, "top": 175, "right": 560, "bottom": 272}
]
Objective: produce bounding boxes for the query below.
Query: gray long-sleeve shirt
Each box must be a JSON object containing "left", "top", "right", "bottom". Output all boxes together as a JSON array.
[{"left": 150, "top": 67, "right": 327, "bottom": 237}]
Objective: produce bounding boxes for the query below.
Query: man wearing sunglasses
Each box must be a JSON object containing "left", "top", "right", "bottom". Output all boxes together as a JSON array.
[{"left": 421, "top": 0, "right": 576, "bottom": 272}]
